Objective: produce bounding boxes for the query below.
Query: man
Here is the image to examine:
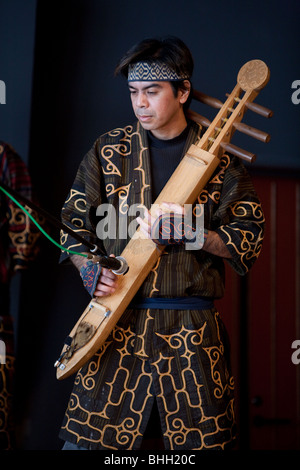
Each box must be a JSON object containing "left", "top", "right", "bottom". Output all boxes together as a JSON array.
[
  {"left": 59, "top": 36, "right": 264, "bottom": 450},
  {"left": 0, "top": 142, "right": 41, "bottom": 449}
]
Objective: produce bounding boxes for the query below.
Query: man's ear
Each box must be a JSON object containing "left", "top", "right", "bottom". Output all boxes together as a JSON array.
[{"left": 179, "top": 80, "right": 191, "bottom": 104}]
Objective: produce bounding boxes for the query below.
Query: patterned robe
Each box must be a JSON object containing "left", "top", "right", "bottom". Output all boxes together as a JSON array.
[
  {"left": 0, "top": 142, "right": 41, "bottom": 450},
  {"left": 59, "top": 121, "right": 264, "bottom": 450}
]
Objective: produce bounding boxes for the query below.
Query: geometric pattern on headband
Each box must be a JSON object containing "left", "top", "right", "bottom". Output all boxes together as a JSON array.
[{"left": 127, "top": 61, "right": 189, "bottom": 82}]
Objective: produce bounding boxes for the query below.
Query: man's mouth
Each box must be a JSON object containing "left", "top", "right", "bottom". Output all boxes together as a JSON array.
[{"left": 138, "top": 114, "right": 152, "bottom": 121}]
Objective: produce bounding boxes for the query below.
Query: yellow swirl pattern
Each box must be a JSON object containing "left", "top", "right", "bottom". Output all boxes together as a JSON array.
[
  {"left": 219, "top": 201, "right": 265, "bottom": 271},
  {"left": 61, "top": 310, "right": 235, "bottom": 450}
]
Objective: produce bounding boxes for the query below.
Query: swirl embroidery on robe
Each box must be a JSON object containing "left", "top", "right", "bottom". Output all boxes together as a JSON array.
[
  {"left": 203, "top": 313, "right": 234, "bottom": 399},
  {"left": 210, "top": 154, "right": 230, "bottom": 184},
  {"left": 152, "top": 322, "right": 235, "bottom": 449},
  {"left": 101, "top": 126, "right": 133, "bottom": 176},
  {"left": 148, "top": 257, "right": 161, "bottom": 298},
  {"left": 62, "top": 324, "right": 153, "bottom": 449},
  {"left": 219, "top": 200, "right": 265, "bottom": 270},
  {"left": 105, "top": 183, "right": 131, "bottom": 215},
  {"left": 60, "top": 189, "right": 88, "bottom": 249},
  {"left": 131, "top": 126, "right": 150, "bottom": 207},
  {"left": 64, "top": 189, "right": 86, "bottom": 212},
  {"left": 75, "top": 340, "right": 113, "bottom": 392},
  {"left": 197, "top": 154, "right": 230, "bottom": 205},
  {"left": 70, "top": 218, "right": 84, "bottom": 228},
  {"left": 8, "top": 206, "right": 41, "bottom": 264},
  {"left": 0, "top": 354, "right": 15, "bottom": 450}
]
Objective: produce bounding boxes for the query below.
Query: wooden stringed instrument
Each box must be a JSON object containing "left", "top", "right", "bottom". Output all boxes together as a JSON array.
[{"left": 55, "top": 59, "right": 272, "bottom": 379}]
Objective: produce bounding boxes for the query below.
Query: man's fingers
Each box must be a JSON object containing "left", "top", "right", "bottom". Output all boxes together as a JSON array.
[
  {"left": 136, "top": 215, "right": 151, "bottom": 238},
  {"left": 101, "top": 267, "right": 117, "bottom": 281},
  {"left": 93, "top": 267, "right": 118, "bottom": 297},
  {"left": 94, "top": 283, "right": 116, "bottom": 296},
  {"left": 160, "top": 202, "right": 185, "bottom": 214}
]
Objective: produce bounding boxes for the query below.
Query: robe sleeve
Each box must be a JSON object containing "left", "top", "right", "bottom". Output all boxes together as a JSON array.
[
  {"left": 0, "top": 142, "right": 41, "bottom": 282},
  {"left": 212, "top": 156, "right": 265, "bottom": 276},
  {"left": 59, "top": 142, "right": 105, "bottom": 263}
]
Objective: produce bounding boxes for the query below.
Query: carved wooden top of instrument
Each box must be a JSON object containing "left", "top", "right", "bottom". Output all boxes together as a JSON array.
[
  {"left": 188, "top": 59, "right": 272, "bottom": 163},
  {"left": 55, "top": 59, "right": 272, "bottom": 380}
]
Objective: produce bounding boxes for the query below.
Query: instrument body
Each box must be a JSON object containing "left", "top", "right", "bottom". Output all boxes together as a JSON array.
[{"left": 56, "top": 59, "right": 272, "bottom": 379}]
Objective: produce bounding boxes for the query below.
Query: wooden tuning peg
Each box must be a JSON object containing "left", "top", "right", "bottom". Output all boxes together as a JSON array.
[
  {"left": 193, "top": 90, "right": 223, "bottom": 109},
  {"left": 225, "top": 93, "right": 273, "bottom": 118},
  {"left": 220, "top": 142, "right": 256, "bottom": 164},
  {"left": 233, "top": 122, "right": 271, "bottom": 143},
  {"left": 187, "top": 110, "right": 210, "bottom": 128}
]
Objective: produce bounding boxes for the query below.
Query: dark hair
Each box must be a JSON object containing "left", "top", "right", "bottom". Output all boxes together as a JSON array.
[
  {"left": 115, "top": 36, "right": 194, "bottom": 111},
  {"left": 115, "top": 36, "right": 194, "bottom": 79}
]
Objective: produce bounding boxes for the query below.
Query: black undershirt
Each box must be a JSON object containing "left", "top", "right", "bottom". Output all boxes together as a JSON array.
[{"left": 147, "top": 123, "right": 190, "bottom": 201}]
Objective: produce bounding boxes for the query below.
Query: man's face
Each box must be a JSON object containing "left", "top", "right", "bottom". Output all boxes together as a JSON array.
[{"left": 128, "top": 81, "right": 190, "bottom": 140}]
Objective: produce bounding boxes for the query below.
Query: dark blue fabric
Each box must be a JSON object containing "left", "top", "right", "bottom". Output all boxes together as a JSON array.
[{"left": 129, "top": 296, "right": 214, "bottom": 310}]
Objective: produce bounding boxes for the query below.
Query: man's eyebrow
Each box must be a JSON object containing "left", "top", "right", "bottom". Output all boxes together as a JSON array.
[{"left": 128, "top": 83, "right": 162, "bottom": 90}]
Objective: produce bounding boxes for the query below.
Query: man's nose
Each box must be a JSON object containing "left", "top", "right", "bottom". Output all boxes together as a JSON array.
[{"left": 136, "top": 92, "right": 147, "bottom": 108}]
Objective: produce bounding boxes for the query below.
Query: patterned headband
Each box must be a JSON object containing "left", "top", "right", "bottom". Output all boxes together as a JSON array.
[{"left": 127, "top": 61, "right": 190, "bottom": 82}]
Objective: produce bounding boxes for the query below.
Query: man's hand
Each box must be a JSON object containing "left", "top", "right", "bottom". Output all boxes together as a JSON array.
[
  {"left": 93, "top": 267, "right": 118, "bottom": 297},
  {"left": 71, "top": 254, "right": 118, "bottom": 297},
  {"left": 136, "top": 202, "right": 185, "bottom": 240},
  {"left": 136, "top": 201, "right": 232, "bottom": 258}
]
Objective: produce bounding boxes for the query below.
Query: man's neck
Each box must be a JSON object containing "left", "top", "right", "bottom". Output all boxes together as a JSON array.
[{"left": 150, "top": 115, "right": 188, "bottom": 140}]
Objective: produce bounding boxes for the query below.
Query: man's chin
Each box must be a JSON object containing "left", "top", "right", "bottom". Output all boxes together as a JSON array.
[{"left": 138, "top": 120, "right": 153, "bottom": 130}]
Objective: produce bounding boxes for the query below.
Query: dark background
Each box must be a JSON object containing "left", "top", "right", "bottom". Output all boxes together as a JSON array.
[{"left": 0, "top": 0, "right": 299, "bottom": 450}]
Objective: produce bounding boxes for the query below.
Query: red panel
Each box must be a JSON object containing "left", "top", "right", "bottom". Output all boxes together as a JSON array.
[
  {"left": 273, "top": 179, "right": 298, "bottom": 449},
  {"left": 212, "top": 174, "right": 300, "bottom": 450},
  {"left": 248, "top": 176, "right": 274, "bottom": 449},
  {"left": 215, "top": 260, "right": 241, "bottom": 442},
  {"left": 248, "top": 175, "right": 300, "bottom": 449}
]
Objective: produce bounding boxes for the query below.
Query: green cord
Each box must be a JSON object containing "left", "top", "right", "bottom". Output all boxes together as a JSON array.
[{"left": 0, "top": 185, "right": 88, "bottom": 259}]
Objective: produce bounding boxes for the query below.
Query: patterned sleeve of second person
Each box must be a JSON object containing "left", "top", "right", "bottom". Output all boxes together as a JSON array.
[
  {"left": 60, "top": 143, "right": 104, "bottom": 263},
  {"left": 0, "top": 142, "right": 41, "bottom": 280},
  {"left": 213, "top": 156, "right": 265, "bottom": 276}
]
